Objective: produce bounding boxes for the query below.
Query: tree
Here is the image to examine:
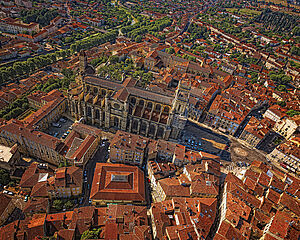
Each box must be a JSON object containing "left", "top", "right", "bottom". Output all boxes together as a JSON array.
[
  {"left": 53, "top": 200, "right": 63, "bottom": 211},
  {"left": 166, "top": 47, "right": 175, "bottom": 54},
  {"left": 64, "top": 200, "right": 74, "bottom": 210},
  {"left": 109, "top": 55, "right": 119, "bottom": 64},
  {"left": 291, "top": 46, "right": 300, "bottom": 56},
  {"left": 13, "top": 63, "right": 24, "bottom": 76},
  {"left": 62, "top": 69, "right": 74, "bottom": 79},
  {"left": 81, "top": 228, "right": 102, "bottom": 240},
  {"left": 276, "top": 85, "right": 286, "bottom": 92},
  {"left": 135, "top": 35, "right": 142, "bottom": 42},
  {"left": 277, "top": 101, "right": 286, "bottom": 107},
  {"left": 0, "top": 169, "right": 11, "bottom": 186},
  {"left": 286, "top": 110, "right": 300, "bottom": 117}
]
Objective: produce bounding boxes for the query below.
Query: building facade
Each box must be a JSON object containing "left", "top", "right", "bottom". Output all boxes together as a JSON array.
[
  {"left": 109, "top": 130, "right": 149, "bottom": 167},
  {"left": 67, "top": 51, "right": 189, "bottom": 141},
  {"left": 273, "top": 115, "right": 300, "bottom": 140}
]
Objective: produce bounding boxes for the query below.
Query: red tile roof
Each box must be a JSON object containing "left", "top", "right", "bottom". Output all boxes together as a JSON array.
[
  {"left": 90, "top": 163, "right": 145, "bottom": 202},
  {"left": 0, "top": 220, "right": 19, "bottom": 240}
]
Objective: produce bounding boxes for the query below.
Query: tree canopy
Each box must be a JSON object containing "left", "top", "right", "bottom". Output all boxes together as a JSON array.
[
  {"left": 254, "top": 9, "right": 299, "bottom": 34},
  {"left": 20, "top": 9, "right": 59, "bottom": 27}
]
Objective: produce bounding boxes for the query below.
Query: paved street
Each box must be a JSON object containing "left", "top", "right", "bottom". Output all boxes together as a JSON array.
[{"left": 82, "top": 141, "right": 109, "bottom": 206}]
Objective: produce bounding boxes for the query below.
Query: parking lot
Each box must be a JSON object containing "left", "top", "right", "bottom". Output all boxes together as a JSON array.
[{"left": 44, "top": 116, "right": 74, "bottom": 139}]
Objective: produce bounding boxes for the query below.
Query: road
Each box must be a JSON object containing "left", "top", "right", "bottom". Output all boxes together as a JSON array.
[
  {"left": 233, "top": 101, "right": 269, "bottom": 138},
  {"left": 82, "top": 142, "right": 109, "bottom": 206}
]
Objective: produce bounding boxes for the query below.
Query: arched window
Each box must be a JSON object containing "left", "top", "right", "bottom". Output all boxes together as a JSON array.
[
  {"left": 72, "top": 102, "right": 76, "bottom": 113},
  {"left": 149, "top": 125, "right": 155, "bottom": 135},
  {"left": 130, "top": 97, "right": 136, "bottom": 105},
  {"left": 155, "top": 104, "right": 161, "bottom": 111},
  {"left": 95, "top": 109, "right": 100, "bottom": 119},
  {"left": 147, "top": 102, "right": 153, "bottom": 109},
  {"left": 138, "top": 100, "right": 144, "bottom": 107},
  {"left": 132, "top": 120, "right": 139, "bottom": 130},
  {"left": 113, "top": 117, "right": 119, "bottom": 128},
  {"left": 157, "top": 127, "right": 164, "bottom": 138},
  {"left": 87, "top": 107, "right": 92, "bottom": 117},
  {"left": 163, "top": 106, "right": 170, "bottom": 113},
  {"left": 140, "top": 122, "right": 147, "bottom": 132}
]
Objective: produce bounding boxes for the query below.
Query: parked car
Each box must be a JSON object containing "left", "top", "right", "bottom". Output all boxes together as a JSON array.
[
  {"left": 59, "top": 118, "right": 67, "bottom": 123},
  {"left": 52, "top": 123, "right": 61, "bottom": 128}
]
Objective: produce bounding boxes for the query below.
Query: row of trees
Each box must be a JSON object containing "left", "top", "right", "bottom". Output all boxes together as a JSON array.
[
  {"left": 0, "top": 29, "right": 119, "bottom": 85},
  {"left": 36, "top": 69, "right": 75, "bottom": 93},
  {"left": 81, "top": 228, "right": 102, "bottom": 240},
  {"left": 121, "top": 17, "right": 172, "bottom": 41},
  {"left": 0, "top": 97, "right": 29, "bottom": 120},
  {"left": 0, "top": 49, "right": 71, "bottom": 85},
  {"left": 90, "top": 55, "right": 108, "bottom": 67},
  {"left": 269, "top": 70, "right": 292, "bottom": 92},
  {"left": 254, "top": 9, "right": 299, "bottom": 33},
  {"left": 286, "top": 110, "right": 300, "bottom": 117},
  {"left": 269, "top": 70, "right": 291, "bottom": 85},
  {"left": 20, "top": 9, "right": 59, "bottom": 27},
  {"left": 70, "top": 30, "right": 118, "bottom": 53},
  {"left": 0, "top": 69, "right": 75, "bottom": 121},
  {"left": 0, "top": 15, "right": 170, "bottom": 86}
]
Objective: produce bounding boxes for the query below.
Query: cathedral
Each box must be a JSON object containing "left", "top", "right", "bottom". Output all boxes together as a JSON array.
[{"left": 67, "top": 51, "right": 190, "bottom": 140}]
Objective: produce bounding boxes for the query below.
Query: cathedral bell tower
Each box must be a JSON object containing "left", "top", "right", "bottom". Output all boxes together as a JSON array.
[
  {"left": 77, "top": 50, "right": 88, "bottom": 85},
  {"left": 79, "top": 50, "right": 88, "bottom": 74},
  {"left": 172, "top": 79, "right": 191, "bottom": 115},
  {"left": 169, "top": 79, "right": 191, "bottom": 139}
]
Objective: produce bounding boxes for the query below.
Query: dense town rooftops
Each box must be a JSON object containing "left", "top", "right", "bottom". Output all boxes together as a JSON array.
[
  {"left": 19, "top": 162, "right": 53, "bottom": 189},
  {"left": 50, "top": 166, "right": 82, "bottom": 189},
  {"left": 0, "top": 119, "right": 63, "bottom": 150},
  {"left": 110, "top": 130, "right": 149, "bottom": 152}
]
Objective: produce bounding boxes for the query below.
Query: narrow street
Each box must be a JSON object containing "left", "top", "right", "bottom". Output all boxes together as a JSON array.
[{"left": 82, "top": 142, "right": 109, "bottom": 206}]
